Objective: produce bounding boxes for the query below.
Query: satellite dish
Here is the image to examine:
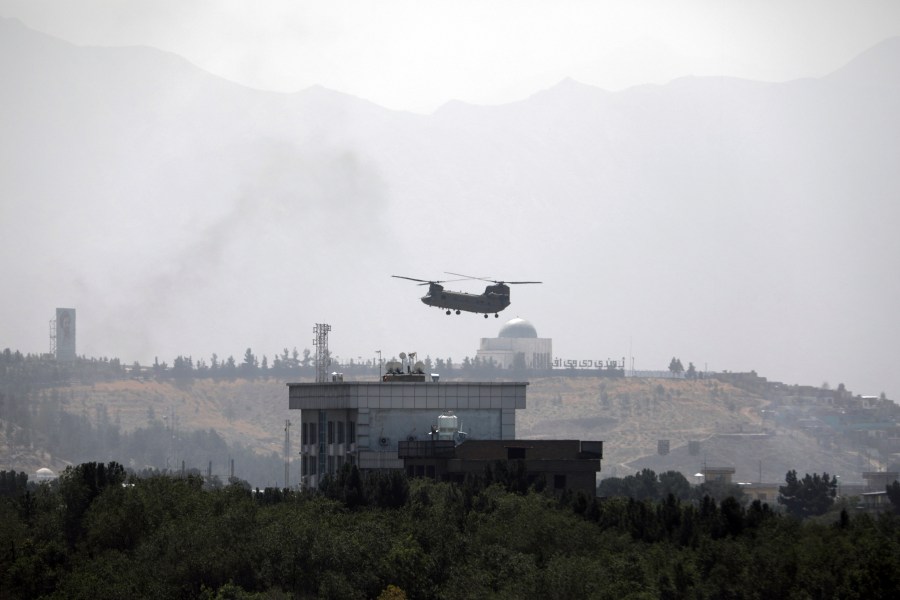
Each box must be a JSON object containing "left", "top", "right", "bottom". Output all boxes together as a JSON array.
[
  {"left": 399, "top": 352, "right": 407, "bottom": 359},
  {"left": 414, "top": 361, "right": 425, "bottom": 373}
]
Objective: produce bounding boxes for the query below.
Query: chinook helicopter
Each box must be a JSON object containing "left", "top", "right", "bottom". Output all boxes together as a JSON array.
[{"left": 392, "top": 272, "right": 541, "bottom": 318}]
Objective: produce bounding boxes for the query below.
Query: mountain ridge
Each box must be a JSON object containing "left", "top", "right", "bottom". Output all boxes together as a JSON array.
[{"left": 1, "top": 19, "right": 899, "bottom": 403}]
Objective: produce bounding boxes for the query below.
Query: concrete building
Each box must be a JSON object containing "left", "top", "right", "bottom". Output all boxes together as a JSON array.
[
  {"left": 288, "top": 367, "right": 604, "bottom": 493},
  {"left": 862, "top": 471, "right": 899, "bottom": 491},
  {"left": 739, "top": 482, "right": 780, "bottom": 504},
  {"left": 476, "top": 317, "right": 552, "bottom": 370},
  {"left": 701, "top": 466, "right": 736, "bottom": 485},
  {"left": 54, "top": 308, "right": 76, "bottom": 362},
  {"left": 288, "top": 373, "right": 527, "bottom": 489}
]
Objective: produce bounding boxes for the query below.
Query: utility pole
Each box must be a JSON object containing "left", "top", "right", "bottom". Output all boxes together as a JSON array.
[
  {"left": 284, "top": 419, "right": 291, "bottom": 489},
  {"left": 376, "top": 349, "right": 382, "bottom": 379}
]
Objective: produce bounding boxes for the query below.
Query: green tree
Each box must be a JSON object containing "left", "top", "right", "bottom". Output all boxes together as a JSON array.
[
  {"left": 240, "top": 348, "right": 258, "bottom": 378},
  {"left": 778, "top": 470, "right": 837, "bottom": 518},
  {"left": 59, "top": 461, "right": 126, "bottom": 546},
  {"left": 223, "top": 355, "right": 237, "bottom": 378},
  {"left": 668, "top": 357, "right": 684, "bottom": 375},
  {"left": 658, "top": 470, "right": 692, "bottom": 500},
  {"left": 512, "top": 352, "right": 527, "bottom": 370},
  {"left": 0, "top": 470, "right": 29, "bottom": 498},
  {"left": 886, "top": 480, "right": 900, "bottom": 514}
]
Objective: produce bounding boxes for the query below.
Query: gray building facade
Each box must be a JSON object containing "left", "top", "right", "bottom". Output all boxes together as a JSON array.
[
  {"left": 55, "top": 308, "right": 76, "bottom": 362},
  {"left": 288, "top": 380, "right": 527, "bottom": 489}
]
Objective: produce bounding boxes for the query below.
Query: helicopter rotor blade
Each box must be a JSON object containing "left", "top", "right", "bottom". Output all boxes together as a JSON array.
[
  {"left": 392, "top": 275, "right": 468, "bottom": 286},
  {"left": 445, "top": 272, "right": 541, "bottom": 285},
  {"left": 445, "top": 271, "right": 494, "bottom": 283},
  {"left": 392, "top": 275, "right": 445, "bottom": 286},
  {"left": 392, "top": 275, "right": 433, "bottom": 284}
]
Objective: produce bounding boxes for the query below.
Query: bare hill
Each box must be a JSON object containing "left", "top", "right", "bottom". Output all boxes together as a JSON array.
[
  {"left": 519, "top": 377, "right": 765, "bottom": 472},
  {"left": 522, "top": 376, "right": 874, "bottom": 485},
  {"left": 2, "top": 374, "right": 880, "bottom": 488}
]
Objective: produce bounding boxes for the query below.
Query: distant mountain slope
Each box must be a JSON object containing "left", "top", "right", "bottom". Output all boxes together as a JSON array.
[
  {"left": 3, "top": 373, "right": 862, "bottom": 488},
  {"left": 2, "top": 18, "right": 899, "bottom": 402}
]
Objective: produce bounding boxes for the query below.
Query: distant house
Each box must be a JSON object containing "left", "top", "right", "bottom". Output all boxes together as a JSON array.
[
  {"left": 701, "top": 466, "right": 736, "bottom": 485},
  {"left": 739, "top": 482, "right": 780, "bottom": 504},
  {"left": 862, "top": 471, "right": 899, "bottom": 491},
  {"left": 859, "top": 491, "right": 893, "bottom": 513}
]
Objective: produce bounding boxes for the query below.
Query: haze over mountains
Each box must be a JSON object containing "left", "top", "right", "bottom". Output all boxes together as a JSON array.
[{"left": 2, "top": 17, "right": 899, "bottom": 399}]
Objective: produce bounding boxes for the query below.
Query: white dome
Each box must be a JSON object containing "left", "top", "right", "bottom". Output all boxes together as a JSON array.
[
  {"left": 498, "top": 317, "right": 538, "bottom": 339},
  {"left": 36, "top": 467, "right": 56, "bottom": 480}
]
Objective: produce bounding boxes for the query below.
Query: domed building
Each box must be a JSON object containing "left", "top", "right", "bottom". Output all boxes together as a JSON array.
[
  {"left": 35, "top": 467, "right": 57, "bottom": 482},
  {"left": 476, "top": 317, "right": 552, "bottom": 370}
]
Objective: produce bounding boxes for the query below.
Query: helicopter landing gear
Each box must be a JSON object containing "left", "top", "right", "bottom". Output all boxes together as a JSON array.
[
  {"left": 455, "top": 310, "right": 461, "bottom": 315},
  {"left": 446, "top": 310, "right": 451, "bottom": 315},
  {"left": 483, "top": 314, "right": 489, "bottom": 319},
  {"left": 494, "top": 313, "right": 499, "bottom": 318}
]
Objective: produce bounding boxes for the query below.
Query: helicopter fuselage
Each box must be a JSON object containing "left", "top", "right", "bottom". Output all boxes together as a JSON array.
[{"left": 422, "top": 283, "right": 511, "bottom": 315}]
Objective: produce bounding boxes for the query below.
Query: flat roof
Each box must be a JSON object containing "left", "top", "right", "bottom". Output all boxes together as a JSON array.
[{"left": 288, "top": 381, "right": 528, "bottom": 411}]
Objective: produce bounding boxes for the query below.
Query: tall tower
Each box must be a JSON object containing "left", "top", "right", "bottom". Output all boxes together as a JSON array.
[
  {"left": 52, "top": 308, "right": 76, "bottom": 361},
  {"left": 313, "top": 323, "right": 331, "bottom": 383}
]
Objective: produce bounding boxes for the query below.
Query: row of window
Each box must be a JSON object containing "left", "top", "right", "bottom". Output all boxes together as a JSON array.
[
  {"left": 300, "top": 453, "right": 355, "bottom": 476},
  {"left": 301, "top": 420, "right": 356, "bottom": 445}
]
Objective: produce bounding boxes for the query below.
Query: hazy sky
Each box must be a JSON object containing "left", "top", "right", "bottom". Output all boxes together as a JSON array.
[
  {"left": 2, "top": 0, "right": 899, "bottom": 112},
  {"left": 2, "top": 1, "right": 900, "bottom": 402}
]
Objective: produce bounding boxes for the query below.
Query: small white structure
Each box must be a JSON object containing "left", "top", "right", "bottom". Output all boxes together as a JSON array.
[{"left": 35, "top": 467, "right": 57, "bottom": 482}]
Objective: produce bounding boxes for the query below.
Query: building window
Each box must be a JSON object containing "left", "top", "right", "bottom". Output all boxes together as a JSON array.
[
  {"left": 349, "top": 421, "right": 356, "bottom": 444},
  {"left": 554, "top": 474, "right": 566, "bottom": 490},
  {"left": 337, "top": 421, "right": 345, "bottom": 444},
  {"left": 301, "top": 422, "right": 308, "bottom": 446},
  {"left": 328, "top": 421, "right": 335, "bottom": 444},
  {"left": 336, "top": 455, "right": 344, "bottom": 471},
  {"left": 309, "top": 423, "right": 317, "bottom": 445},
  {"left": 301, "top": 455, "right": 307, "bottom": 476},
  {"left": 507, "top": 447, "right": 526, "bottom": 460},
  {"left": 309, "top": 458, "right": 317, "bottom": 475},
  {"left": 327, "top": 455, "right": 334, "bottom": 474}
]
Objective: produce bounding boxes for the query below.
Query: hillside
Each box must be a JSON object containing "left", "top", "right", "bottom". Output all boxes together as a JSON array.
[
  {"left": 521, "top": 376, "right": 873, "bottom": 484},
  {"left": 5, "top": 371, "right": 882, "bottom": 489},
  {"left": 519, "top": 377, "right": 764, "bottom": 471}
]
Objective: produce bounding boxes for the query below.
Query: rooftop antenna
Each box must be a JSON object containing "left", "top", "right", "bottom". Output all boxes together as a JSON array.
[{"left": 313, "top": 323, "right": 332, "bottom": 383}]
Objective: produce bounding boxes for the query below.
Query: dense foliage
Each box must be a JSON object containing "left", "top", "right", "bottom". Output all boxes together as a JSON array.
[
  {"left": 597, "top": 469, "right": 746, "bottom": 504},
  {"left": 0, "top": 346, "right": 531, "bottom": 386},
  {"left": 3, "top": 463, "right": 900, "bottom": 599},
  {"left": 778, "top": 470, "right": 838, "bottom": 518}
]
